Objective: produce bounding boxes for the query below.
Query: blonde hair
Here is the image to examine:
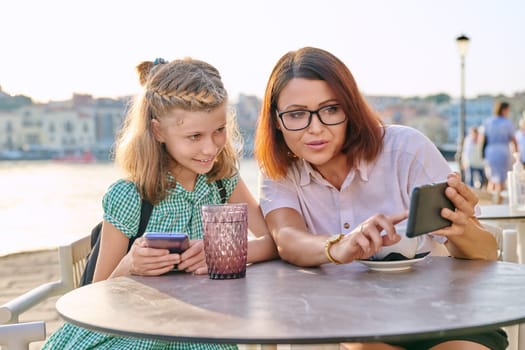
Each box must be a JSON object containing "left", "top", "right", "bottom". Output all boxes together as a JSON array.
[{"left": 114, "top": 57, "right": 241, "bottom": 204}]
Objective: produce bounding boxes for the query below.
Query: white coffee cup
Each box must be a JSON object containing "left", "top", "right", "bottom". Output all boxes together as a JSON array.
[{"left": 374, "top": 226, "right": 419, "bottom": 260}]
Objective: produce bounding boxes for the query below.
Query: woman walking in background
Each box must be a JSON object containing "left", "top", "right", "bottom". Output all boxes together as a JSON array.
[{"left": 481, "top": 101, "right": 517, "bottom": 201}]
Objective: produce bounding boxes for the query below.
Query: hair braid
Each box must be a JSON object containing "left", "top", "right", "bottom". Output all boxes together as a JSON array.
[{"left": 114, "top": 57, "right": 241, "bottom": 203}]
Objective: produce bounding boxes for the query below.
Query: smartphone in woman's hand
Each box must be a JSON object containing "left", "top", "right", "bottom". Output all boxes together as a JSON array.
[{"left": 406, "top": 182, "right": 455, "bottom": 237}]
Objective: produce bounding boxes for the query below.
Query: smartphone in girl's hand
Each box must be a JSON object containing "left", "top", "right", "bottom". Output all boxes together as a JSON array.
[{"left": 144, "top": 232, "right": 190, "bottom": 253}]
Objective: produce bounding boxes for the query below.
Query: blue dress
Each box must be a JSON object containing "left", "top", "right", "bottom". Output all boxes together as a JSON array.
[
  {"left": 483, "top": 116, "right": 515, "bottom": 183},
  {"left": 41, "top": 174, "right": 239, "bottom": 350}
]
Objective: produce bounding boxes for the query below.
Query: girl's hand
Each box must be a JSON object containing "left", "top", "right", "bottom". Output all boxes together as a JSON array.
[
  {"left": 330, "top": 212, "right": 407, "bottom": 262},
  {"left": 177, "top": 239, "right": 208, "bottom": 275},
  {"left": 127, "top": 237, "right": 180, "bottom": 276}
]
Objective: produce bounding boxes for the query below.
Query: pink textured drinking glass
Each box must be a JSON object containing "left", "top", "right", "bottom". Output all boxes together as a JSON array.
[{"left": 201, "top": 203, "right": 248, "bottom": 279}]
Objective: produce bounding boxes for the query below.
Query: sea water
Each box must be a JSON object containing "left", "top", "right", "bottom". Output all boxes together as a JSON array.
[
  {"left": 0, "top": 159, "right": 456, "bottom": 256},
  {"left": 0, "top": 159, "right": 261, "bottom": 256}
]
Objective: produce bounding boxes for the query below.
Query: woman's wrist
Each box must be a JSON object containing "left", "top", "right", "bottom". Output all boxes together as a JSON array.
[{"left": 325, "top": 233, "right": 344, "bottom": 264}]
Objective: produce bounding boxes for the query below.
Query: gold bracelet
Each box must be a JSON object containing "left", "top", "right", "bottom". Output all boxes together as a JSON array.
[{"left": 325, "top": 233, "right": 344, "bottom": 264}]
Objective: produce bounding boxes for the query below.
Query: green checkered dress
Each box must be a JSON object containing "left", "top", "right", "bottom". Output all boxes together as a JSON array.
[{"left": 41, "top": 173, "right": 239, "bottom": 350}]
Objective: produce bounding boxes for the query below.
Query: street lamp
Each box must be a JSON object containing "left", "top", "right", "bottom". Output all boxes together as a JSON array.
[{"left": 455, "top": 34, "right": 470, "bottom": 181}]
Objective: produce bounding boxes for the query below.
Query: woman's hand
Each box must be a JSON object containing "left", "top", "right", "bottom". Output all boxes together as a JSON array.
[
  {"left": 330, "top": 212, "right": 407, "bottom": 263},
  {"left": 432, "top": 172, "right": 498, "bottom": 260},
  {"left": 433, "top": 172, "right": 478, "bottom": 238},
  {"left": 177, "top": 239, "right": 208, "bottom": 275}
]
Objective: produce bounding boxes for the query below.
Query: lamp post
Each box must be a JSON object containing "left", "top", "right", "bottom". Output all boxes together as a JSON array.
[{"left": 455, "top": 34, "right": 470, "bottom": 181}]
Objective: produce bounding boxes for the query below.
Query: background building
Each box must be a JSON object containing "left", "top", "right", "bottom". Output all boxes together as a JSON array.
[{"left": 1, "top": 86, "right": 525, "bottom": 161}]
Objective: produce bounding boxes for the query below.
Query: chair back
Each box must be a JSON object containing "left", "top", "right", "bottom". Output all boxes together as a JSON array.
[
  {"left": 0, "top": 234, "right": 91, "bottom": 324},
  {"left": 481, "top": 222, "right": 520, "bottom": 350},
  {"left": 0, "top": 321, "right": 45, "bottom": 350},
  {"left": 482, "top": 222, "right": 519, "bottom": 263},
  {"left": 59, "top": 234, "right": 91, "bottom": 290}
]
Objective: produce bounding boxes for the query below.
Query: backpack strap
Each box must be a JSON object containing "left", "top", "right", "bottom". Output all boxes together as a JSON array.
[
  {"left": 127, "top": 199, "right": 153, "bottom": 250},
  {"left": 81, "top": 199, "right": 154, "bottom": 286},
  {"left": 216, "top": 179, "right": 227, "bottom": 204}
]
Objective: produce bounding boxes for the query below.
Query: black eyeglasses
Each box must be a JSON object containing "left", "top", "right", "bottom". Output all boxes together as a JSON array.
[{"left": 276, "top": 104, "right": 346, "bottom": 131}]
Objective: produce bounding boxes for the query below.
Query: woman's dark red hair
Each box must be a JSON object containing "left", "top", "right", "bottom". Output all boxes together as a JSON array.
[{"left": 254, "top": 47, "right": 384, "bottom": 179}]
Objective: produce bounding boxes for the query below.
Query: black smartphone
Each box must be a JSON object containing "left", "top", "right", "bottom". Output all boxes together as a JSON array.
[
  {"left": 405, "top": 182, "right": 455, "bottom": 238},
  {"left": 143, "top": 232, "right": 190, "bottom": 253}
]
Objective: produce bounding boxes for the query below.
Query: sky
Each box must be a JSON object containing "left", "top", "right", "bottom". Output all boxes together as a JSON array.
[{"left": 1, "top": 0, "right": 524, "bottom": 103}]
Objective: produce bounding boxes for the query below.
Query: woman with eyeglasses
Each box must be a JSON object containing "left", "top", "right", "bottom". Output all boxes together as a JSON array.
[{"left": 254, "top": 47, "right": 507, "bottom": 350}]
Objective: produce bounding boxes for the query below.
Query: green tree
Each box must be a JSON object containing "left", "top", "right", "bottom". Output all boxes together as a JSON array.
[
  {"left": 424, "top": 93, "right": 451, "bottom": 104},
  {"left": 0, "top": 95, "right": 33, "bottom": 110}
]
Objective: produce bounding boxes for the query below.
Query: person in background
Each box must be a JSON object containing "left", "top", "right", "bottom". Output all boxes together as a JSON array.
[
  {"left": 254, "top": 46, "right": 506, "bottom": 350},
  {"left": 515, "top": 113, "right": 525, "bottom": 166},
  {"left": 462, "top": 126, "right": 486, "bottom": 189},
  {"left": 481, "top": 101, "right": 517, "bottom": 200},
  {"left": 42, "top": 57, "right": 277, "bottom": 349}
]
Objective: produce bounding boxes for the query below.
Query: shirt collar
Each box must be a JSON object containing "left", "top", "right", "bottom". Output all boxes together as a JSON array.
[
  {"left": 170, "top": 174, "right": 210, "bottom": 201},
  {"left": 298, "top": 158, "right": 370, "bottom": 187}
]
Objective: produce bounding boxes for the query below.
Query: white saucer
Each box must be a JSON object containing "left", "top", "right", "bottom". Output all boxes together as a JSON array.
[{"left": 356, "top": 256, "right": 427, "bottom": 272}]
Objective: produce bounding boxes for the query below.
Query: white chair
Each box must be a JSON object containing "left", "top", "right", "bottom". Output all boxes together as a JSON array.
[
  {"left": 0, "top": 321, "right": 46, "bottom": 350},
  {"left": 482, "top": 223, "right": 520, "bottom": 350},
  {"left": 482, "top": 222, "right": 519, "bottom": 263},
  {"left": 0, "top": 235, "right": 91, "bottom": 324}
]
